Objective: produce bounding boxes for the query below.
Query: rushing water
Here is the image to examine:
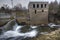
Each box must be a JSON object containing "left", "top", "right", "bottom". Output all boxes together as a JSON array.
[
  {"left": 0, "top": 23, "right": 38, "bottom": 40},
  {"left": 0, "top": 20, "right": 59, "bottom": 40}
]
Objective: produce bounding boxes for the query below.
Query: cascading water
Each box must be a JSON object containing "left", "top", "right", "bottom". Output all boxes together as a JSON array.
[
  {"left": 0, "top": 22, "right": 38, "bottom": 40},
  {"left": 13, "top": 23, "right": 23, "bottom": 32},
  {"left": 0, "top": 20, "right": 58, "bottom": 40}
]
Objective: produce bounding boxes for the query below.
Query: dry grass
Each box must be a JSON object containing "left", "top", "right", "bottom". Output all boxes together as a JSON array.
[{"left": 31, "top": 29, "right": 60, "bottom": 40}]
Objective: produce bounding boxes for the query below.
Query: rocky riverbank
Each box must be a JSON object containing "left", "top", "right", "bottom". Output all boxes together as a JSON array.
[{"left": 31, "top": 28, "right": 60, "bottom": 40}]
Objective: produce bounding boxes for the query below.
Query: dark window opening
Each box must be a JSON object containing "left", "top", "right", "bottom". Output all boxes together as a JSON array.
[
  {"left": 41, "top": 4, "right": 43, "bottom": 8},
  {"left": 42, "top": 10, "right": 44, "bottom": 12},
  {"left": 45, "top": 4, "right": 47, "bottom": 8},
  {"left": 33, "top": 4, "right": 35, "bottom": 8},
  {"left": 35, "top": 10, "right": 36, "bottom": 14},
  {"left": 37, "top": 4, "right": 39, "bottom": 8}
]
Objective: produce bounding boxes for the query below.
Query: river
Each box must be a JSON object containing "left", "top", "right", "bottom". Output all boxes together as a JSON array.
[
  {"left": 0, "top": 20, "right": 59, "bottom": 40},
  {"left": 0, "top": 21, "right": 38, "bottom": 40}
]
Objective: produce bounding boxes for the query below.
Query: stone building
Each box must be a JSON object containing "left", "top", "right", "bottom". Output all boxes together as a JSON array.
[{"left": 28, "top": 2, "right": 49, "bottom": 25}]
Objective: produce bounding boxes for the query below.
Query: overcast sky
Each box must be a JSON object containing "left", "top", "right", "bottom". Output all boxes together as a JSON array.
[{"left": 0, "top": 0, "right": 60, "bottom": 8}]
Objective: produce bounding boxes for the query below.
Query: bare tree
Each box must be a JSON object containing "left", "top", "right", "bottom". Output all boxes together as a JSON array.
[{"left": 13, "top": 4, "right": 22, "bottom": 10}]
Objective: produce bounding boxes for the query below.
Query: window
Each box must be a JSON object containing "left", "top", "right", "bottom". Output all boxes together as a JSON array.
[
  {"left": 37, "top": 4, "right": 39, "bottom": 8},
  {"left": 33, "top": 4, "right": 35, "bottom": 8},
  {"left": 45, "top": 4, "right": 47, "bottom": 8},
  {"left": 42, "top": 10, "right": 44, "bottom": 12},
  {"left": 41, "top": 4, "right": 43, "bottom": 8},
  {"left": 35, "top": 10, "right": 36, "bottom": 14}
]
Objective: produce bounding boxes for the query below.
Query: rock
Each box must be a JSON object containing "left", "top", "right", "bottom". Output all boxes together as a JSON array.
[
  {"left": 3, "top": 19, "right": 16, "bottom": 31},
  {"left": 31, "top": 28, "right": 60, "bottom": 40}
]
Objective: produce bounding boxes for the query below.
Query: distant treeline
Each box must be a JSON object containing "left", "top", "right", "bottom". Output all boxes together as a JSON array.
[{"left": 49, "top": 0, "right": 60, "bottom": 23}]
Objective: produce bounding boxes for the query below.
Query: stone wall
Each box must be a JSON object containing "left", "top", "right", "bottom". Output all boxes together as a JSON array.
[{"left": 28, "top": 2, "right": 49, "bottom": 25}]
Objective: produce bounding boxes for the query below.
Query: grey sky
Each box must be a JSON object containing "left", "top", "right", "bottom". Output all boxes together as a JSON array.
[{"left": 0, "top": 0, "right": 60, "bottom": 8}]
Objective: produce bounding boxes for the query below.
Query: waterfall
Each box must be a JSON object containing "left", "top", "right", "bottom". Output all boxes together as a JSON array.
[
  {"left": 0, "top": 21, "right": 38, "bottom": 39},
  {"left": 13, "top": 23, "right": 23, "bottom": 32}
]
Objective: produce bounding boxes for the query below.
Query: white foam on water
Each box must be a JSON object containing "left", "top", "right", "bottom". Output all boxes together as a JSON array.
[
  {"left": 1, "top": 30, "right": 37, "bottom": 38},
  {"left": 15, "top": 26, "right": 23, "bottom": 32},
  {"left": 13, "top": 23, "right": 23, "bottom": 32},
  {"left": 1, "top": 31, "right": 25, "bottom": 38},
  {"left": 0, "top": 24, "right": 38, "bottom": 38},
  {"left": 24, "top": 30, "right": 38, "bottom": 38},
  {"left": 31, "top": 26, "right": 37, "bottom": 29},
  {"left": 48, "top": 23, "right": 56, "bottom": 28}
]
